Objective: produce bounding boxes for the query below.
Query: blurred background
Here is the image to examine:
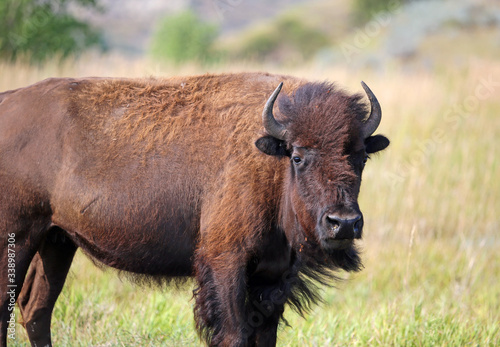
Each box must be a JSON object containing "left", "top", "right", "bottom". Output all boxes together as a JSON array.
[
  {"left": 1, "top": 0, "right": 499, "bottom": 346},
  {"left": 2, "top": 0, "right": 499, "bottom": 74}
]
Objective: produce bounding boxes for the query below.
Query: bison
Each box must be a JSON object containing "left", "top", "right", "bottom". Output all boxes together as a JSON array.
[{"left": 0, "top": 72, "right": 389, "bottom": 346}]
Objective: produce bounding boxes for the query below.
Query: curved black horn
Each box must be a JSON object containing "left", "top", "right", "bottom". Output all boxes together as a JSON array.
[
  {"left": 262, "top": 82, "right": 287, "bottom": 140},
  {"left": 361, "top": 81, "right": 382, "bottom": 139}
]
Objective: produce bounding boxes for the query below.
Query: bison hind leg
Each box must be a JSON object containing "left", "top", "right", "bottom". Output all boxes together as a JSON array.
[
  {"left": 0, "top": 218, "right": 50, "bottom": 347},
  {"left": 18, "top": 228, "right": 77, "bottom": 347}
]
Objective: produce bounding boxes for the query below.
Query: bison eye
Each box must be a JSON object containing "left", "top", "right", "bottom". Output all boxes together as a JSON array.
[
  {"left": 363, "top": 155, "right": 370, "bottom": 165},
  {"left": 292, "top": 156, "right": 302, "bottom": 164}
]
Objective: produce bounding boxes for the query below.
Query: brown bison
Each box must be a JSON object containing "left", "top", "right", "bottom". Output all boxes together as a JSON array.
[{"left": 0, "top": 72, "right": 389, "bottom": 346}]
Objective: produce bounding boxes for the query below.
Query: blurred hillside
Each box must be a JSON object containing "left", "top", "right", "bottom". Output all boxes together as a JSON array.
[
  {"left": 324, "top": 0, "right": 500, "bottom": 70},
  {"left": 68, "top": 0, "right": 500, "bottom": 69}
]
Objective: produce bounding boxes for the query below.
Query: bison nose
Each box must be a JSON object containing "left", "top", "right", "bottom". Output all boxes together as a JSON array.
[{"left": 323, "top": 214, "right": 363, "bottom": 240}]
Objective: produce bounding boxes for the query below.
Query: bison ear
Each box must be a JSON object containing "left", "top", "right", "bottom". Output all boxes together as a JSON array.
[
  {"left": 255, "top": 136, "right": 288, "bottom": 156},
  {"left": 365, "top": 134, "right": 390, "bottom": 154}
]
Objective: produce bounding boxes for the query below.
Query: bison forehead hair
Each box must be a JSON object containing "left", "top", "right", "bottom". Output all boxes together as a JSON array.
[{"left": 278, "top": 82, "right": 366, "bottom": 151}]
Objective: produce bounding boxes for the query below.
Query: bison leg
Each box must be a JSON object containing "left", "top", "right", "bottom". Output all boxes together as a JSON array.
[
  {"left": 194, "top": 252, "right": 251, "bottom": 347},
  {"left": 0, "top": 223, "right": 47, "bottom": 347},
  {"left": 194, "top": 253, "right": 288, "bottom": 347},
  {"left": 246, "top": 286, "right": 287, "bottom": 347},
  {"left": 17, "top": 229, "right": 77, "bottom": 347}
]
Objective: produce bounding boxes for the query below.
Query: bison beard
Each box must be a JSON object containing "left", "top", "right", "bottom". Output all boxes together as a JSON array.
[{"left": 0, "top": 73, "right": 389, "bottom": 347}]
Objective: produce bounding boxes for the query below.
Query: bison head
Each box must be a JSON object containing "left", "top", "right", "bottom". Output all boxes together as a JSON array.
[{"left": 255, "top": 81, "right": 389, "bottom": 266}]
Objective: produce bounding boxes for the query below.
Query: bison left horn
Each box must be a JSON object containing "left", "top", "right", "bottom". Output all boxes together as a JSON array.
[
  {"left": 262, "top": 82, "right": 287, "bottom": 141},
  {"left": 361, "top": 81, "right": 382, "bottom": 139}
]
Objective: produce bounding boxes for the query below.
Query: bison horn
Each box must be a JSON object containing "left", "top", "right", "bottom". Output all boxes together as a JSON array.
[
  {"left": 262, "top": 82, "right": 287, "bottom": 140},
  {"left": 360, "top": 81, "right": 382, "bottom": 139}
]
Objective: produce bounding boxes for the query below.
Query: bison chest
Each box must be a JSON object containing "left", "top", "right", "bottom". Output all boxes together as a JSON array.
[{"left": 249, "top": 230, "right": 292, "bottom": 284}]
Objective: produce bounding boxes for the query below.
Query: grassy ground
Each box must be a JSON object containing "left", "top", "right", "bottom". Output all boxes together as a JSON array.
[{"left": 2, "top": 57, "right": 499, "bottom": 346}]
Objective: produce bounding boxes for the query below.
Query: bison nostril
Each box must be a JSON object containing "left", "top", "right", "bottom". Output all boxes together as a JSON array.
[
  {"left": 326, "top": 215, "right": 341, "bottom": 231},
  {"left": 323, "top": 213, "right": 363, "bottom": 240}
]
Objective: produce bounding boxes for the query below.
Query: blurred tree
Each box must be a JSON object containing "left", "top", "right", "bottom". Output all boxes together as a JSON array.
[
  {"left": 0, "top": 0, "right": 105, "bottom": 64},
  {"left": 150, "top": 11, "right": 219, "bottom": 65}
]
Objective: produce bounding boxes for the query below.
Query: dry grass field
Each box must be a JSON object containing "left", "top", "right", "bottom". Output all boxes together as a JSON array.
[{"left": 1, "top": 56, "right": 499, "bottom": 346}]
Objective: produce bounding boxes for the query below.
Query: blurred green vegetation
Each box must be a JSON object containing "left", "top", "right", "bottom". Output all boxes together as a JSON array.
[
  {"left": 352, "top": 0, "right": 411, "bottom": 24},
  {"left": 148, "top": 8, "right": 331, "bottom": 66},
  {"left": 0, "top": 0, "right": 105, "bottom": 64},
  {"left": 223, "top": 12, "right": 330, "bottom": 65},
  {"left": 149, "top": 11, "right": 219, "bottom": 65}
]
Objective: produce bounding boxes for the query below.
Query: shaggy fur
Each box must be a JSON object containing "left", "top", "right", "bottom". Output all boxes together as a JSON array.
[{"left": 0, "top": 73, "right": 388, "bottom": 347}]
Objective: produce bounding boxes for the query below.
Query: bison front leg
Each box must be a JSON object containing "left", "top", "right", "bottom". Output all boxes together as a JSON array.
[
  {"left": 194, "top": 251, "right": 252, "bottom": 347},
  {"left": 246, "top": 288, "right": 286, "bottom": 347}
]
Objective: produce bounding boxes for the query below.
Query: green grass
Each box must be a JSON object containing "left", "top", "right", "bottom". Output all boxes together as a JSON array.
[{"left": 3, "top": 57, "right": 500, "bottom": 346}]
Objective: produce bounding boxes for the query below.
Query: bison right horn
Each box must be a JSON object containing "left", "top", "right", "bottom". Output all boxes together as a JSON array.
[
  {"left": 262, "top": 82, "right": 287, "bottom": 141},
  {"left": 360, "top": 81, "right": 382, "bottom": 139}
]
